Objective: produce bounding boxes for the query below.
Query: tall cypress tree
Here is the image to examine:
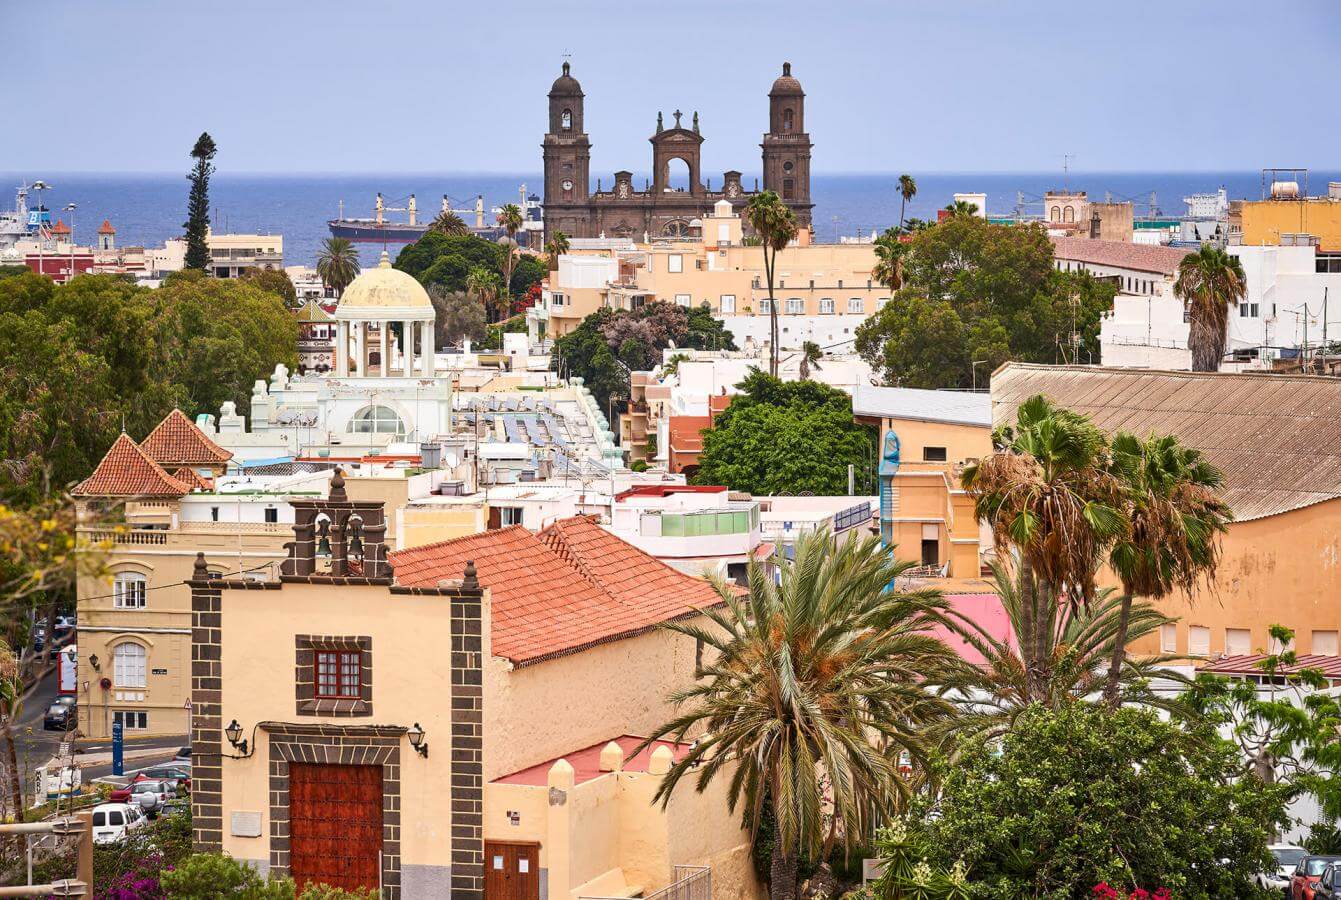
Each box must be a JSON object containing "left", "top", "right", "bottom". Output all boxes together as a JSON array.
[{"left": 183, "top": 132, "right": 217, "bottom": 271}]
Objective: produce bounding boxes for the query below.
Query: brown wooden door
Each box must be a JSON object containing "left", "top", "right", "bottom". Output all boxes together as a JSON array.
[
  {"left": 485, "top": 841, "right": 540, "bottom": 900},
  {"left": 289, "top": 763, "right": 382, "bottom": 892}
]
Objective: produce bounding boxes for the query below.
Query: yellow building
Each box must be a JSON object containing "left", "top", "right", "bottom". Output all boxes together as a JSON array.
[
  {"left": 992, "top": 363, "right": 1341, "bottom": 660},
  {"left": 1238, "top": 189, "right": 1341, "bottom": 252},
  {"left": 534, "top": 201, "right": 888, "bottom": 347},
  {"left": 192, "top": 477, "right": 763, "bottom": 900},
  {"left": 853, "top": 385, "right": 992, "bottom": 580}
]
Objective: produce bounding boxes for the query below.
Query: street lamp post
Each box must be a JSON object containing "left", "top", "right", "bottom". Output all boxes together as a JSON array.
[
  {"left": 63, "top": 203, "right": 77, "bottom": 282},
  {"left": 31, "top": 181, "right": 50, "bottom": 278}
]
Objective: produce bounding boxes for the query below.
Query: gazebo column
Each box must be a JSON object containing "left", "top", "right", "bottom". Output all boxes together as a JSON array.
[
  {"left": 379, "top": 321, "right": 388, "bottom": 377},
  {"left": 421, "top": 319, "right": 435, "bottom": 376},
  {"left": 336, "top": 321, "right": 348, "bottom": 376},
  {"left": 402, "top": 319, "right": 414, "bottom": 376}
]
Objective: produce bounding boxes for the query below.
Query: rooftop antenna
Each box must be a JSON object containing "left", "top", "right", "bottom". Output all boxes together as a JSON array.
[{"left": 1062, "top": 153, "right": 1076, "bottom": 191}]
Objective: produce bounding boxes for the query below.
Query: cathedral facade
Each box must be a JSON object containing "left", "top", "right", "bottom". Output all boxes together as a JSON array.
[{"left": 542, "top": 62, "right": 814, "bottom": 241}]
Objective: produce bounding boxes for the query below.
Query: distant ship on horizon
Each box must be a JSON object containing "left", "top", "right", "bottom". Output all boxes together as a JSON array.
[{"left": 327, "top": 188, "right": 543, "bottom": 246}]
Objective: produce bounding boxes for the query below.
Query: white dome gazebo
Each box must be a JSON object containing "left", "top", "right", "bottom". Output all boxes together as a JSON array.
[{"left": 334, "top": 251, "right": 437, "bottom": 378}]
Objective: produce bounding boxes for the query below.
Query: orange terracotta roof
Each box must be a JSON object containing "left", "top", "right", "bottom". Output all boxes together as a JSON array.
[
  {"left": 172, "top": 467, "right": 215, "bottom": 491},
  {"left": 72, "top": 434, "right": 190, "bottom": 498},
  {"left": 49, "top": 219, "right": 70, "bottom": 235},
  {"left": 140, "top": 409, "right": 233, "bottom": 467},
  {"left": 97, "top": 219, "right": 116, "bottom": 234},
  {"left": 389, "top": 516, "right": 724, "bottom": 666},
  {"left": 1050, "top": 236, "right": 1191, "bottom": 276}
]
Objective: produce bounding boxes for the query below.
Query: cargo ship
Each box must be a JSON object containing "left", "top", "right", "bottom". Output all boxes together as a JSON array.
[{"left": 328, "top": 193, "right": 486, "bottom": 243}]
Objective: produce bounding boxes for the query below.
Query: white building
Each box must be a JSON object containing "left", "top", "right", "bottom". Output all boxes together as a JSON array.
[
  {"left": 605, "top": 484, "right": 764, "bottom": 581},
  {"left": 146, "top": 230, "right": 284, "bottom": 279}
]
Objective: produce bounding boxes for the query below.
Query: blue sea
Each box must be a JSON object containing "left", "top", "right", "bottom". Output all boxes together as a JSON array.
[{"left": 5, "top": 171, "right": 1341, "bottom": 268}]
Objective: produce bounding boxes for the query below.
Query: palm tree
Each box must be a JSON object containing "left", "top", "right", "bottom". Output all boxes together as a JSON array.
[
  {"left": 961, "top": 395, "right": 1127, "bottom": 698},
  {"left": 1175, "top": 244, "right": 1246, "bottom": 372},
  {"left": 745, "top": 191, "right": 798, "bottom": 378},
  {"left": 545, "top": 230, "right": 570, "bottom": 271},
  {"left": 641, "top": 530, "right": 958, "bottom": 900},
  {"left": 872, "top": 228, "right": 908, "bottom": 293},
  {"left": 1101, "top": 432, "right": 1232, "bottom": 706},
  {"left": 429, "top": 210, "right": 470, "bottom": 237},
  {"left": 934, "top": 559, "right": 1185, "bottom": 743},
  {"left": 497, "top": 202, "right": 525, "bottom": 294},
  {"left": 897, "top": 174, "right": 917, "bottom": 229},
  {"left": 467, "top": 266, "right": 506, "bottom": 322},
  {"left": 316, "top": 237, "right": 361, "bottom": 297},
  {"left": 798, "top": 341, "right": 823, "bottom": 380},
  {"left": 0, "top": 642, "right": 22, "bottom": 827},
  {"left": 943, "top": 200, "right": 979, "bottom": 218}
]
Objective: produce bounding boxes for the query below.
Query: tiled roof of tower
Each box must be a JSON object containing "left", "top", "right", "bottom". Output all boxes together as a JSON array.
[
  {"left": 388, "top": 517, "right": 725, "bottom": 666},
  {"left": 172, "top": 467, "right": 215, "bottom": 492},
  {"left": 72, "top": 434, "right": 190, "bottom": 498},
  {"left": 991, "top": 363, "right": 1341, "bottom": 521},
  {"left": 140, "top": 409, "right": 233, "bottom": 467}
]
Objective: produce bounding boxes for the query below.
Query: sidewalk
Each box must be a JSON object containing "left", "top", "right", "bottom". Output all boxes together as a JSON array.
[{"left": 39, "top": 745, "right": 175, "bottom": 775}]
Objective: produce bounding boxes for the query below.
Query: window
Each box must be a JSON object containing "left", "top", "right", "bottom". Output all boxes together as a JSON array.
[
  {"left": 847, "top": 297, "right": 864, "bottom": 314},
  {"left": 782, "top": 108, "right": 794, "bottom": 132},
  {"left": 264, "top": 507, "right": 278, "bottom": 523},
  {"left": 1314, "top": 630, "right": 1339, "bottom": 656},
  {"left": 113, "top": 573, "right": 147, "bottom": 609},
  {"left": 113, "top": 643, "right": 147, "bottom": 688},
  {"left": 210, "top": 506, "right": 219, "bottom": 522},
  {"left": 1050, "top": 206, "right": 1061, "bottom": 222},
  {"left": 560, "top": 109, "right": 572, "bottom": 131},
  {"left": 1226, "top": 628, "right": 1251, "bottom": 656},
  {"left": 719, "top": 294, "right": 736, "bottom": 314},
  {"left": 783, "top": 178, "right": 795, "bottom": 201},
  {"left": 1063, "top": 206, "right": 1075, "bottom": 223},
  {"left": 675, "top": 294, "right": 692, "bottom": 307},
  {"left": 113, "top": 710, "right": 148, "bottom": 730},
  {"left": 1269, "top": 631, "right": 1295, "bottom": 655},
  {"left": 818, "top": 297, "right": 835, "bottom": 314},
  {"left": 1159, "top": 623, "right": 1177, "bottom": 653},
  {"left": 1238, "top": 302, "right": 1259, "bottom": 318},
  {"left": 349, "top": 405, "right": 405, "bottom": 436},
  {"left": 1188, "top": 625, "right": 1210, "bottom": 657},
  {"left": 922, "top": 446, "right": 948, "bottom": 462},
  {"left": 758, "top": 299, "right": 773, "bottom": 315},
  {"left": 551, "top": 292, "right": 566, "bottom": 307},
  {"left": 315, "top": 650, "right": 362, "bottom": 699},
  {"left": 498, "top": 507, "right": 523, "bottom": 526},
  {"left": 784, "top": 298, "right": 804, "bottom": 315},
  {"left": 667, "top": 254, "right": 683, "bottom": 274}
]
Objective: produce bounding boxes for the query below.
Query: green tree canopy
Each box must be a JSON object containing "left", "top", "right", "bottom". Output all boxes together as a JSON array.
[
  {"left": 855, "top": 216, "right": 1116, "bottom": 388},
  {"left": 240, "top": 266, "right": 298, "bottom": 305},
  {"left": 693, "top": 370, "right": 876, "bottom": 494},
  {"left": 394, "top": 232, "right": 504, "bottom": 294}
]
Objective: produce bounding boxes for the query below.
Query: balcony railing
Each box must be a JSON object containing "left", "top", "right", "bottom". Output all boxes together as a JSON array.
[
  {"left": 583, "top": 866, "right": 710, "bottom": 900},
  {"left": 83, "top": 529, "right": 167, "bottom": 546}
]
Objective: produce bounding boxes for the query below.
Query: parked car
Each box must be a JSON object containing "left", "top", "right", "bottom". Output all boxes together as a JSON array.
[
  {"left": 31, "top": 627, "right": 44, "bottom": 652},
  {"left": 1261, "top": 845, "right": 1310, "bottom": 895},
  {"left": 172, "top": 746, "right": 191, "bottom": 764},
  {"left": 109, "top": 775, "right": 176, "bottom": 805},
  {"left": 91, "top": 802, "right": 147, "bottom": 844},
  {"left": 42, "top": 701, "right": 77, "bottom": 731},
  {"left": 1296, "top": 856, "right": 1341, "bottom": 900},
  {"left": 1315, "top": 863, "right": 1341, "bottom": 900},
  {"left": 136, "top": 765, "right": 191, "bottom": 791}
]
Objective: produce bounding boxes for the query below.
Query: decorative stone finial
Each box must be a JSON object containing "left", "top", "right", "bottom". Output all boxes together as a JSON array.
[
  {"left": 193, "top": 552, "right": 208, "bottom": 579},
  {"left": 599, "top": 741, "right": 624, "bottom": 773},
  {"left": 692, "top": 111, "right": 699, "bottom": 134},
  {"left": 462, "top": 560, "right": 479, "bottom": 591},
  {"left": 673, "top": 109, "right": 682, "bottom": 128},
  {"left": 648, "top": 745, "right": 674, "bottom": 776},
  {"left": 656, "top": 111, "right": 663, "bottom": 133},
  {"left": 548, "top": 757, "right": 576, "bottom": 790},
  {"left": 377, "top": 250, "right": 391, "bottom": 269},
  {"left": 328, "top": 467, "right": 347, "bottom": 503},
  {"left": 782, "top": 61, "right": 792, "bottom": 76},
  {"left": 562, "top": 61, "right": 570, "bottom": 76}
]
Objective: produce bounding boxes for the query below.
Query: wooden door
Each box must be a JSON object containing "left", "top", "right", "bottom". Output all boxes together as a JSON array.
[
  {"left": 289, "top": 763, "right": 382, "bottom": 892},
  {"left": 485, "top": 841, "right": 540, "bottom": 900}
]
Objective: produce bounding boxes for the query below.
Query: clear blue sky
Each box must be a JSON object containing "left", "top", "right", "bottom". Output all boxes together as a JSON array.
[{"left": 7, "top": 0, "right": 1339, "bottom": 174}]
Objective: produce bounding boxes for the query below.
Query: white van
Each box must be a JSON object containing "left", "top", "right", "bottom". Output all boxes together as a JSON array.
[{"left": 91, "top": 802, "right": 147, "bottom": 844}]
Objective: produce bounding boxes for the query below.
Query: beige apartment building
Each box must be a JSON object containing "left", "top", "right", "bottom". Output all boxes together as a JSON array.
[{"left": 533, "top": 200, "right": 888, "bottom": 349}]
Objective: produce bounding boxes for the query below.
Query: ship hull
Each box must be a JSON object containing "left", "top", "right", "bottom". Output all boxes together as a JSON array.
[{"left": 327, "top": 220, "right": 429, "bottom": 243}]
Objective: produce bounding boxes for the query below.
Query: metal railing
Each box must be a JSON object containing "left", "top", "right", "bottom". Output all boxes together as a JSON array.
[{"left": 582, "top": 866, "right": 710, "bottom": 900}]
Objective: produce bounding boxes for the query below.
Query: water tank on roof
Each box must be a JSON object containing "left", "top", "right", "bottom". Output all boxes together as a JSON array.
[{"left": 1271, "top": 180, "right": 1301, "bottom": 200}]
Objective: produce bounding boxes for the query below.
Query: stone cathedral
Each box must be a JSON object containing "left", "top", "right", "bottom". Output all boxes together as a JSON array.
[{"left": 542, "top": 62, "right": 814, "bottom": 241}]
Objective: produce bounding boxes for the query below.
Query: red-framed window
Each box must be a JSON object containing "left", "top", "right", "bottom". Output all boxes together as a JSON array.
[{"left": 314, "top": 650, "right": 361, "bottom": 699}]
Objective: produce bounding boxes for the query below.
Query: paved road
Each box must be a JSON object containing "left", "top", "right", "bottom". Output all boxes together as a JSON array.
[{"left": 10, "top": 668, "right": 185, "bottom": 793}]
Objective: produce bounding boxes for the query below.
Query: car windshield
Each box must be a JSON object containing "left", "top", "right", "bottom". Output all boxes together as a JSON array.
[
  {"left": 1277, "top": 848, "right": 1308, "bottom": 867},
  {"left": 46, "top": 705, "right": 64, "bottom": 715},
  {"left": 136, "top": 781, "right": 162, "bottom": 792},
  {"left": 1308, "top": 858, "right": 1340, "bottom": 875}
]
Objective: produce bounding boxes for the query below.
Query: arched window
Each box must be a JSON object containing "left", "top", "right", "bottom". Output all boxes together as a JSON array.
[
  {"left": 561, "top": 109, "right": 572, "bottom": 131},
  {"left": 113, "top": 572, "right": 147, "bottom": 609},
  {"left": 1063, "top": 206, "right": 1075, "bottom": 223},
  {"left": 782, "top": 108, "right": 794, "bottom": 132},
  {"left": 1050, "top": 206, "right": 1061, "bottom": 222},
  {"left": 783, "top": 178, "right": 795, "bottom": 200},
  {"left": 114, "top": 643, "right": 147, "bottom": 688},
  {"left": 349, "top": 405, "right": 405, "bottom": 436}
]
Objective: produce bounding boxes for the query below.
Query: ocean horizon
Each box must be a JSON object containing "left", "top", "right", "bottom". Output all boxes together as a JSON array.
[{"left": 6, "top": 170, "right": 1340, "bottom": 268}]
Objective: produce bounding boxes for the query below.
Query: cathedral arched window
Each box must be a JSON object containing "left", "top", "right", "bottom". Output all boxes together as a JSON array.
[
  {"left": 1063, "top": 206, "right": 1075, "bottom": 223},
  {"left": 561, "top": 109, "right": 572, "bottom": 131},
  {"left": 783, "top": 179, "right": 795, "bottom": 201},
  {"left": 349, "top": 405, "right": 405, "bottom": 437},
  {"left": 783, "top": 108, "right": 794, "bottom": 132},
  {"left": 1050, "top": 206, "right": 1061, "bottom": 222}
]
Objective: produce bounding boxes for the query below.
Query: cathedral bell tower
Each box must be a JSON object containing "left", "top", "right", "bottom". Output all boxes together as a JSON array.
[
  {"left": 542, "top": 62, "right": 593, "bottom": 240},
  {"left": 761, "top": 62, "right": 814, "bottom": 229}
]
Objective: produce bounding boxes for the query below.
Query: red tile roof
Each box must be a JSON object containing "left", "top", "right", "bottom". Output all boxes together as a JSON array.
[
  {"left": 72, "top": 434, "right": 190, "bottom": 498},
  {"left": 1199, "top": 653, "right": 1341, "bottom": 679},
  {"left": 49, "top": 219, "right": 70, "bottom": 235},
  {"left": 492, "top": 735, "right": 694, "bottom": 785},
  {"left": 388, "top": 516, "right": 725, "bottom": 666},
  {"left": 97, "top": 219, "right": 116, "bottom": 234},
  {"left": 1050, "top": 236, "right": 1191, "bottom": 276},
  {"left": 140, "top": 409, "right": 233, "bottom": 467},
  {"left": 172, "top": 467, "right": 215, "bottom": 492}
]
